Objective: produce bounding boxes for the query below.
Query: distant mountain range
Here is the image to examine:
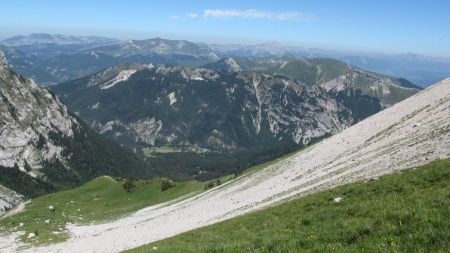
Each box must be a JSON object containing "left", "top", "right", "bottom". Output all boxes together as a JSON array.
[
  {"left": 210, "top": 42, "right": 450, "bottom": 87},
  {"left": 1, "top": 33, "right": 449, "bottom": 87},
  {"left": 1, "top": 33, "right": 118, "bottom": 46},
  {"left": 1, "top": 33, "right": 119, "bottom": 59},
  {"left": 89, "top": 38, "right": 219, "bottom": 59},
  {"left": 51, "top": 58, "right": 419, "bottom": 180},
  {"left": 0, "top": 36, "right": 219, "bottom": 85}
]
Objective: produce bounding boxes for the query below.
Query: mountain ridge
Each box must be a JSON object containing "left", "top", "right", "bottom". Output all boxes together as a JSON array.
[
  {"left": 205, "top": 56, "right": 421, "bottom": 110},
  {"left": 88, "top": 38, "right": 219, "bottom": 59},
  {"left": 210, "top": 42, "right": 450, "bottom": 87},
  {"left": 52, "top": 60, "right": 419, "bottom": 180}
]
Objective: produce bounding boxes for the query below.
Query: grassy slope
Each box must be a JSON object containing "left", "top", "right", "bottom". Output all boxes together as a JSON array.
[
  {"left": 127, "top": 158, "right": 450, "bottom": 253},
  {"left": 0, "top": 147, "right": 295, "bottom": 246},
  {"left": 0, "top": 177, "right": 205, "bottom": 245}
]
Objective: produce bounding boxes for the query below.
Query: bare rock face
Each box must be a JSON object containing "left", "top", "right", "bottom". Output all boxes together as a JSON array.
[
  {"left": 0, "top": 60, "right": 149, "bottom": 213},
  {"left": 0, "top": 51, "right": 7, "bottom": 68},
  {"left": 0, "top": 59, "right": 77, "bottom": 213},
  {"left": 0, "top": 185, "right": 22, "bottom": 213},
  {"left": 0, "top": 61, "right": 77, "bottom": 173}
]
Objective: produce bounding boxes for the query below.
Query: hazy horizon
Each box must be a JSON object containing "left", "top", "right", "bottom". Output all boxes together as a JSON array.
[
  {"left": 2, "top": 32, "right": 450, "bottom": 61},
  {"left": 1, "top": 0, "right": 449, "bottom": 58}
]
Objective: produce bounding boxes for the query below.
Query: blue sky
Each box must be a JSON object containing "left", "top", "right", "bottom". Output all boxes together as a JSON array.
[{"left": 1, "top": 0, "right": 449, "bottom": 57}]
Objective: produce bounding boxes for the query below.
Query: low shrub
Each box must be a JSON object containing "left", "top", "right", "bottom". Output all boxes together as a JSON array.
[
  {"left": 123, "top": 179, "right": 136, "bottom": 193},
  {"left": 160, "top": 178, "right": 176, "bottom": 191}
]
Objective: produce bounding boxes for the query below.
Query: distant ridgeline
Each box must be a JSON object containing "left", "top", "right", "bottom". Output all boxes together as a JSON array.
[
  {"left": 1, "top": 34, "right": 447, "bottom": 87},
  {"left": 0, "top": 37, "right": 218, "bottom": 85}
]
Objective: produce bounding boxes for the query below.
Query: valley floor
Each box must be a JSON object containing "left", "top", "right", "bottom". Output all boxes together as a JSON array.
[{"left": 0, "top": 79, "right": 449, "bottom": 253}]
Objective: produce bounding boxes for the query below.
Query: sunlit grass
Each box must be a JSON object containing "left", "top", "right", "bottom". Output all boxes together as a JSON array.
[
  {"left": 0, "top": 147, "right": 285, "bottom": 246},
  {"left": 127, "top": 158, "right": 450, "bottom": 253},
  {"left": 0, "top": 176, "right": 205, "bottom": 245}
]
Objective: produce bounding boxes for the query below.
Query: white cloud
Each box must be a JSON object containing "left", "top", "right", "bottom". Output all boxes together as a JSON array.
[
  {"left": 202, "top": 9, "right": 315, "bottom": 21},
  {"left": 169, "top": 15, "right": 179, "bottom": 20},
  {"left": 186, "top": 13, "right": 199, "bottom": 18}
]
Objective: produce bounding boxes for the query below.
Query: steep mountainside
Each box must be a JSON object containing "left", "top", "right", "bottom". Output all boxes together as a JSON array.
[
  {"left": 206, "top": 57, "right": 421, "bottom": 119},
  {"left": 53, "top": 64, "right": 354, "bottom": 179},
  {"left": 7, "top": 78, "right": 449, "bottom": 253},
  {"left": 129, "top": 158, "right": 450, "bottom": 252},
  {"left": 0, "top": 52, "right": 149, "bottom": 212}
]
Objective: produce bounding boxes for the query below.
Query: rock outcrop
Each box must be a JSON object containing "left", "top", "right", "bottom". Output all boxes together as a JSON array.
[{"left": 0, "top": 51, "right": 7, "bottom": 68}]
